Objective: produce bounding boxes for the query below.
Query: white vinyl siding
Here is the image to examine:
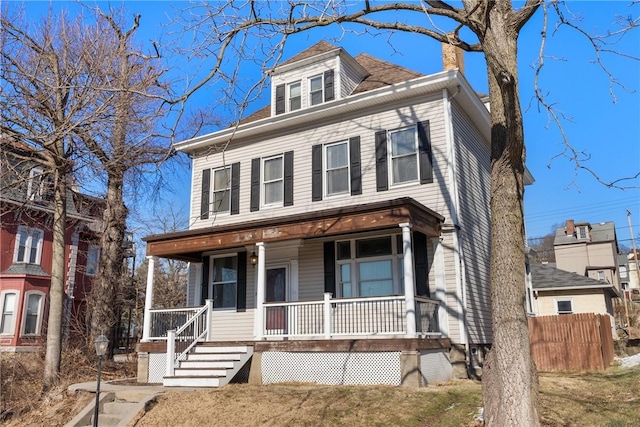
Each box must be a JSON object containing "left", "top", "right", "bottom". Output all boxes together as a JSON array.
[
  {"left": 451, "top": 103, "right": 492, "bottom": 344},
  {"left": 190, "top": 96, "right": 450, "bottom": 229}
]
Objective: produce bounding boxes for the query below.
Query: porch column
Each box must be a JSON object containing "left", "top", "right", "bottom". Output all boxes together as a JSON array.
[
  {"left": 141, "top": 256, "right": 156, "bottom": 342},
  {"left": 400, "top": 223, "right": 417, "bottom": 337},
  {"left": 255, "top": 242, "right": 266, "bottom": 339}
]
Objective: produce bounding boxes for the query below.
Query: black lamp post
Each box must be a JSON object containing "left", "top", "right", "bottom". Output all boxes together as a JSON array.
[{"left": 93, "top": 334, "right": 109, "bottom": 427}]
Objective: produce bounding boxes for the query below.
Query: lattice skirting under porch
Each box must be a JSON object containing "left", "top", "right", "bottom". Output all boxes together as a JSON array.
[
  {"left": 148, "top": 352, "right": 167, "bottom": 383},
  {"left": 262, "top": 351, "right": 402, "bottom": 385}
]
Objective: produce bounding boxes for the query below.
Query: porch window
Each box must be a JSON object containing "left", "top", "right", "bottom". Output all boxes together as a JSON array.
[
  {"left": 1, "top": 292, "right": 17, "bottom": 335},
  {"left": 14, "top": 226, "right": 44, "bottom": 264},
  {"left": 336, "top": 235, "right": 404, "bottom": 298},
  {"left": 22, "top": 292, "right": 44, "bottom": 335},
  {"left": 211, "top": 256, "right": 237, "bottom": 310}
]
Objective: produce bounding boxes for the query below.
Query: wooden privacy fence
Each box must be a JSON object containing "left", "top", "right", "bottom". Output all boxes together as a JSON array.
[{"left": 528, "top": 313, "right": 614, "bottom": 372}]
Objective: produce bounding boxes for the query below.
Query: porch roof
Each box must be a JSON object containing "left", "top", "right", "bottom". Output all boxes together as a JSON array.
[{"left": 144, "top": 197, "right": 444, "bottom": 262}]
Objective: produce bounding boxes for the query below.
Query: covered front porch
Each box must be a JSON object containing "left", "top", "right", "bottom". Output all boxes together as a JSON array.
[{"left": 138, "top": 198, "right": 452, "bottom": 387}]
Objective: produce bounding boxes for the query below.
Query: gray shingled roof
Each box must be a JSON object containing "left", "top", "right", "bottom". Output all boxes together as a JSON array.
[
  {"left": 2, "top": 263, "right": 49, "bottom": 276},
  {"left": 554, "top": 221, "right": 617, "bottom": 246},
  {"left": 531, "top": 263, "right": 617, "bottom": 295},
  {"left": 278, "top": 41, "right": 340, "bottom": 66}
]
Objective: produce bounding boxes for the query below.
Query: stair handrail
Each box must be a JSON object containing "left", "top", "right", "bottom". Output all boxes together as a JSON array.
[{"left": 166, "top": 299, "right": 213, "bottom": 377}]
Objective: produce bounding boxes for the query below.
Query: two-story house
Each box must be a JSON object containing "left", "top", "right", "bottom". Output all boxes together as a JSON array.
[
  {"left": 138, "top": 42, "right": 505, "bottom": 388},
  {"left": 0, "top": 139, "right": 102, "bottom": 351},
  {"left": 528, "top": 219, "right": 623, "bottom": 332}
]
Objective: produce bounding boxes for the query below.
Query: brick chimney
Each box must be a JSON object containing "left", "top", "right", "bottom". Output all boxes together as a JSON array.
[
  {"left": 442, "top": 41, "right": 465, "bottom": 73},
  {"left": 565, "top": 219, "right": 575, "bottom": 236}
]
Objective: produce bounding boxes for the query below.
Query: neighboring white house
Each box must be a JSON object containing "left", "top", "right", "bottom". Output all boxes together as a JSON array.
[{"left": 139, "top": 41, "right": 514, "bottom": 388}]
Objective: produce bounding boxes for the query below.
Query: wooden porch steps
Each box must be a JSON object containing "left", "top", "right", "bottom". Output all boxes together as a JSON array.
[{"left": 163, "top": 344, "right": 253, "bottom": 388}]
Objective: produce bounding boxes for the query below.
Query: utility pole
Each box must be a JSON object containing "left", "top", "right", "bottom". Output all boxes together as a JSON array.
[{"left": 625, "top": 210, "right": 638, "bottom": 328}]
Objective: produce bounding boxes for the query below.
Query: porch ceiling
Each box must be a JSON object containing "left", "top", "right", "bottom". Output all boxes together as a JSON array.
[{"left": 144, "top": 197, "right": 444, "bottom": 262}]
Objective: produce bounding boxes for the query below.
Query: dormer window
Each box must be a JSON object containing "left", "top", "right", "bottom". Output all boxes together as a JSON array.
[
  {"left": 288, "top": 81, "right": 301, "bottom": 111},
  {"left": 577, "top": 226, "right": 589, "bottom": 240},
  {"left": 309, "top": 75, "right": 324, "bottom": 106}
]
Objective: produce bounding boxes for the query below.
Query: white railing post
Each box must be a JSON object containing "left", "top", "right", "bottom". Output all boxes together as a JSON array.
[
  {"left": 400, "top": 223, "right": 417, "bottom": 337},
  {"left": 205, "top": 299, "right": 213, "bottom": 341},
  {"left": 142, "top": 256, "right": 156, "bottom": 342},
  {"left": 166, "top": 329, "right": 176, "bottom": 377},
  {"left": 323, "top": 292, "right": 332, "bottom": 338},
  {"left": 255, "top": 242, "right": 266, "bottom": 340}
]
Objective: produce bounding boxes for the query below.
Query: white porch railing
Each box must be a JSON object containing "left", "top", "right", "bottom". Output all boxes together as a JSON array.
[
  {"left": 162, "top": 300, "right": 213, "bottom": 377},
  {"left": 148, "top": 295, "right": 441, "bottom": 346},
  {"left": 263, "top": 294, "right": 441, "bottom": 338}
]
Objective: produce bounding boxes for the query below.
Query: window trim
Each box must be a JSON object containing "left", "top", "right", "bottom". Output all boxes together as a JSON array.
[
  {"left": 20, "top": 291, "right": 45, "bottom": 336},
  {"left": 388, "top": 125, "right": 420, "bottom": 186},
  {"left": 0, "top": 291, "right": 19, "bottom": 336},
  {"left": 555, "top": 298, "right": 574, "bottom": 315},
  {"left": 13, "top": 226, "right": 44, "bottom": 265},
  {"left": 261, "top": 154, "right": 285, "bottom": 208},
  {"left": 323, "top": 140, "right": 350, "bottom": 197}
]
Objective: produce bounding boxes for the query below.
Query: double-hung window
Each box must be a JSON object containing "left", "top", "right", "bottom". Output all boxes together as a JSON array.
[
  {"left": 263, "top": 155, "right": 284, "bottom": 207},
  {"left": 325, "top": 141, "right": 350, "bottom": 196},
  {"left": 86, "top": 245, "right": 100, "bottom": 276},
  {"left": 309, "top": 75, "right": 324, "bottom": 106},
  {"left": 1, "top": 292, "right": 17, "bottom": 335},
  {"left": 288, "top": 81, "right": 301, "bottom": 111},
  {"left": 336, "top": 235, "right": 404, "bottom": 298},
  {"left": 212, "top": 166, "right": 231, "bottom": 214},
  {"left": 389, "top": 126, "right": 419, "bottom": 184},
  {"left": 14, "top": 226, "right": 44, "bottom": 264},
  {"left": 27, "top": 167, "right": 43, "bottom": 200},
  {"left": 211, "top": 256, "right": 237, "bottom": 310},
  {"left": 22, "top": 292, "right": 44, "bottom": 335}
]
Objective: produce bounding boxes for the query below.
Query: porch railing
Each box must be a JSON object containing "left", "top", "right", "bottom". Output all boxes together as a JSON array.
[
  {"left": 263, "top": 293, "right": 441, "bottom": 338},
  {"left": 165, "top": 300, "right": 213, "bottom": 377},
  {"left": 148, "top": 306, "right": 204, "bottom": 340}
]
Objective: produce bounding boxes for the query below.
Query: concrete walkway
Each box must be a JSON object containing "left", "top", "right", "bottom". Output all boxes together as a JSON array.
[{"left": 65, "top": 380, "right": 166, "bottom": 427}]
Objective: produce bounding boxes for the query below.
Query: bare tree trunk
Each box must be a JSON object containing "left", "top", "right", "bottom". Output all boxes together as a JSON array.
[
  {"left": 91, "top": 173, "right": 127, "bottom": 353},
  {"left": 481, "top": 10, "right": 539, "bottom": 427},
  {"left": 43, "top": 167, "right": 67, "bottom": 390}
]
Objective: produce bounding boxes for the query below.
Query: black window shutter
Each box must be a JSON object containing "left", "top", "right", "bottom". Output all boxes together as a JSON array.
[
  {"left": 275, "top": 84, "right": 285, "bottom": 115},
  {"left": 417, "top": 121, "right": 434, "bottom": 184},
  {"left": 230, "top": 162, "right": 240, "bottom": 215},
  {"left": 250, "top": 158, "right": 260, "bottom": 212},
  {"left": 323, "top": 241, "right": 336, "bottom": 296},
  {"left": 200, "top": 256, "right": 209, "bottom": 305},
  {"left": 349, "top": 136, "right": 362, "bottom": 195},
  {"left": 413, "top": 232, "right": 430, "bottom": 297},
  {"left": 324, "top": 70, "right": 335, "bottom": 102},
  {"left": 200, "top": 169, "right": 210, "bottom": 219},
  {"left": 236, "top": 252, "right": 247, "bottom": 311},
  {"left": 311, "top": 144, "right": 323, "bottom": 201},
  {"left": 284, "top": 151, "right": 294, "bottom": 207},
  {"left": 375, "top": 130, "right": 388, "bottom": 191}
]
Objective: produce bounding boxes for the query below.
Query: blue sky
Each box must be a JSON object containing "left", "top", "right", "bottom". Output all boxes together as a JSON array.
[{"left": 16, "top": 1, "right": 640, "bottom": 249}]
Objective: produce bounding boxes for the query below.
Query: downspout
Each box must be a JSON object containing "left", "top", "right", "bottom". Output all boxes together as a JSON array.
[{"left": 442, "top": 87, "right": 471, "bottom": 374}]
